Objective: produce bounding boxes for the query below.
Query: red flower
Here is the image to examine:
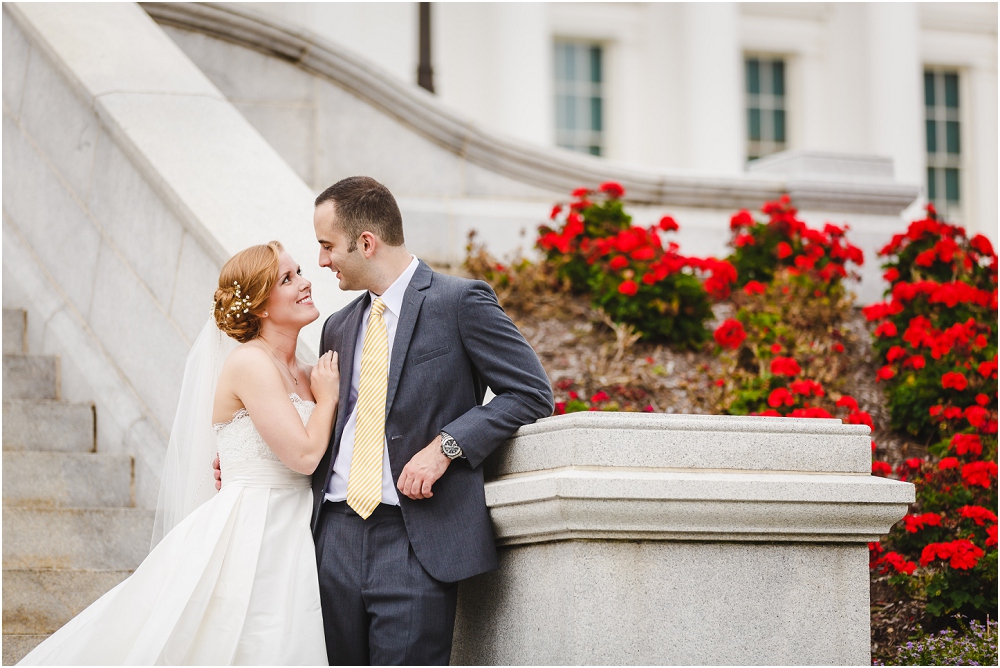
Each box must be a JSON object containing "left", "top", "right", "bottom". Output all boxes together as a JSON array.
[
  {"left": 549, "top": 204, "right": 562, "bottom": 220},
  {"left": 969, "top": 233, "right": 995, "bottom": 257},
  {"left": 874, "top": 322, "right": 898, "bottom": 338},
  {"left": 872, "top": 461, "right": 892, "bottom": 476},
  {"left": 609, "top": 256, "right": 629, "bottom": 270},
  {"left": 617, "top": 280, "right": 638, "bottom": 296},
  {"left": 961, "top": 461, "right": 997, "bottom": 488},
  {"left": 658, "top": 215, "right": 679, "bottom": 232},
  {"left": 976, "top": 393, "right": 990, "bottom": 406},
  {"left": 929, "top": 405, "right": 943, "bottom": 417},
  {"left": 770, "top": 343, "right": 782, "bottom": 353},
  {"left": 568, "top": 391, "right": 579, "bottom": 400},
  {"left": 920, "top": 540, "right": 985, "bottom": 570},
  {"left": 979, "top": 358, "right": 998, "bottom": 378},
  {"left": 789, "top": 379, "right": 824, "bottom": 397},
  {"left": 905, "top": 457, "right": 923, "bottom": 469},
  {"left": 713, "top": 319, "right": 747, "bottom": 350},
  {"left": 734, "top": 233, "right": 756, "bottom": 248},
  {"left": 903, "top": 513, "right": 941, "bottom": 532},
  {"left": 714, "top": 379, "right": 725, "bottom": 387},
  {"left": 767, "top": 387, "right": 795, "bottom": 408},
  {"left": 886, "top": 346, "right": 907, "bottom": 363},
  {"left": 951, "top": 433, "right": 983, "bottom": 456},
  {"left": 878, "top": 552, "right": 916, "bottom": 576},
  {"left": 836, "top": 396, "right": 859, "bottom": 411},
  {"left": 743, "top": 280, "right": 766, "bottom": 295},
  {"left": 730, "top": 210, "right": 754, "bottom": 229},
  {"left": 876, "top": 366, "right": 896, "bottom": 382},
  {"left": 590, "top": 391, "right": 610, "bottom": 403},
  {"left": 776, "top": 242, "right": 793, "bottom": 259},
  {"left": 938, "top": 457, "right": 960, "bottom": 470},
  {"left": 770, "top": 357, "right": 801, "bottom": 377},
  {"left": 833, "top": 342, "right": 845, "bottom": 353},
  {"left": 905, "top": 355, "right": 926, "bottom": 370},
  {"left": 988, "top": 526, "right": 998, "bottom": 547},
  {"left": 571, "top": 187, "right": 590, "bottom": 198},
  {"left": 964, "top": 405, "right": 988, "bottom": 429},
  {"left": 598, "top": 181, "right": 625, "bottom": 199},
  {"left": 569, "top": 199, "right": 592, "bottom": 211},
  {"left": 630, "top": 247, "right": 656, "bottom": 261},
  {"left": 883, "top": 268, "right": 900, "bottom": 282},
  {"left": 941, "top": 372, "right": 968, "bottom": 391},
  {"left": 958, "top": 505, "right": 998, "bottom": 526},
  {"left": 554, "top": 401, "right": 567, "bottom": 415}
]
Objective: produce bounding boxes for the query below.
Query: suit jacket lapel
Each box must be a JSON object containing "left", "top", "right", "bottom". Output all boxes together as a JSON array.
[
  {"left": 334, "top": 294, "right": 368, "bottom": 446},
  {"left": 385, "top": 262, "right": 432, "bottom": 418}
]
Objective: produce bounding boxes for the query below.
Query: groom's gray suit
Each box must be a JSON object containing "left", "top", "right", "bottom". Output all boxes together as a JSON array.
[{"left": 311, "top": 260, "right": 553, "bottom": 663}]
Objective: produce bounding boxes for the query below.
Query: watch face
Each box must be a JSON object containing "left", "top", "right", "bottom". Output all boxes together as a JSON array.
[{"left": 443, "top": 441, "right": 462, "bottom": 458}]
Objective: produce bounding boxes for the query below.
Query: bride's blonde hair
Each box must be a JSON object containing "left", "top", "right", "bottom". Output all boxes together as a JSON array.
[{"left": 212, "top": 241, "right": 283, "bottom": 343}]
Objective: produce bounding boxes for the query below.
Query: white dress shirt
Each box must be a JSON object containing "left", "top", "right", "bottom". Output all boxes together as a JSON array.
[{"left": 325, "top": 255, "right": 420, "bottom": 506}]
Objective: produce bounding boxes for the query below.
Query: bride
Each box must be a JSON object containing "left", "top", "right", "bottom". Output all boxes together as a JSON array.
[{"left": 19, "top": 241, "right": 337, "bottom": 665}]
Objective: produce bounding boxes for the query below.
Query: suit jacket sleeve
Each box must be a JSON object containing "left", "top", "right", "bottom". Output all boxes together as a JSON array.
[{"left": 441, "top": 280, "right": 554, "bottom": 469}]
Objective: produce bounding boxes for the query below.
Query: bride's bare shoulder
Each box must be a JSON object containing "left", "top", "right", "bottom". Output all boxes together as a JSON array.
[{"left": 221, "top": 342, "right": 278, "bottom": 382}]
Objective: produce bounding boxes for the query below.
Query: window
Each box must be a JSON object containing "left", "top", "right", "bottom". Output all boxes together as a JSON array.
[
  {"left": 554, "top": 41, "right": 604, "bottom": 156},
  {"left": 924, "top": 69, "right": 961, "bottom": 218},
  {"left": 746, "top": 57, "right": 786, "bottom": 161}
]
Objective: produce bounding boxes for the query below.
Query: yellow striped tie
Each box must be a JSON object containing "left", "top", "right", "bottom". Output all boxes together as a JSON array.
[{"left": 347, "top": 297, "right": 389, "bottom": 519}]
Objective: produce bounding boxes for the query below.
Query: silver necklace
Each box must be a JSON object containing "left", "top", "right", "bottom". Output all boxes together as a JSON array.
[{"left": 259, "top": 339, "right": 299, "bottom": 386}]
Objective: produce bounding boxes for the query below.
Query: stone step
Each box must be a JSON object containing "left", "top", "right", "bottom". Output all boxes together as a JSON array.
[
  {"left": 2, "top": 355, "right": 59, "bottom": 401},
  {"left": 3, "top": 508, "right": 153, "bottom": 570},
  {"left": 2, "top": 634, "right": 46, "bottom": 666},
  {"left": 2, "top": 401, "right": 95, "bottom": 453},
  {"left": 3, "top": 309, "right": 26, "bottom": 354},
  {"left": 2, "top": 568, "right": 132, "bottom": 635},
  {"left": 3, "top": 452, "right": 133, "bottom": 509}
]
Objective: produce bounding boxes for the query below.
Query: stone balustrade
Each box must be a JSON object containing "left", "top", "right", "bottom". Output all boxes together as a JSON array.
[{"left": 452, "top": 412, "right": 914, "bottom": 665}]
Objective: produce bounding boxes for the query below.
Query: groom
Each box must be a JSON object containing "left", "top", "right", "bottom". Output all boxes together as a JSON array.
[{"left": 310, "top": 176, "right": 554, "bottom": 665}]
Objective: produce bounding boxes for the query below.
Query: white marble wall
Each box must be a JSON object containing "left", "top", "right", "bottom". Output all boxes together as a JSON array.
[{"left": 2, "top": 3, "right": 337, "bottom": 507}]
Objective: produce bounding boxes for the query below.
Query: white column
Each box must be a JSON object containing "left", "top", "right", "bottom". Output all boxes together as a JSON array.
[
  {"left": 865, "top": 3, "right": 923, "bottom": 185},
  {"left": 678, "top": 2, "right": 743, "bottom": 173},
  {"left": 488, "top": 3, "right": 551, "bottom": 146},
  {"left": 967, "top": 65, "right": 998, "bottom": 240}
]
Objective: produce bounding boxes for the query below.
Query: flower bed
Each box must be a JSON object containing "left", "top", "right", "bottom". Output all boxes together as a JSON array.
[
  {"left": 864, "top": 206, "right": 997, "bottom": 624},
  {"left": 536, "top": 183, "right": 735, "bottom": 348}
]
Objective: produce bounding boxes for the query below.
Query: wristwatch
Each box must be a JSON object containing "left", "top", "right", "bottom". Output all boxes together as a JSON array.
[{"left": 440, "top": 431, "right": 464, "bottom": 460}]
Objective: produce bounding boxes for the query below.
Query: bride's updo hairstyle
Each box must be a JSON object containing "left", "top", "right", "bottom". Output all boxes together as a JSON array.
[{"left": 213, "top": 241, "right": 283, "bottom": 343}]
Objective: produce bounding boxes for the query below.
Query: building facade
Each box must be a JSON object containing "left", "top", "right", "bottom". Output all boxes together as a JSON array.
[{"left": 244, "top": 1, "right": 998, "bottom": 237}]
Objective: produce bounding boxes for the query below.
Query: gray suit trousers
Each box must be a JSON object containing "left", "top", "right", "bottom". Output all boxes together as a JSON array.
[{"left": 315, "top": 502, "right": 457, "bottom": 666}]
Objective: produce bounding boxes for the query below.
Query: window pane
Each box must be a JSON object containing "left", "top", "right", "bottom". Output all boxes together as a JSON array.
[
  {"left": 924, "top": 71, "right": 935, "bottom": 107},
  {"left": 747, "top": 59, "right": 760, "bottom": 94},
  {"left": 590, "top": 96, "right": 602, "bottom": 132},
  {"left": 945, "top": 168, "right": 960, "bottom": 202},
  {"left": 774, "top": 109, "right": 786, "bottom": 143},
  {"left": 927, "top": 167, "right": 936, "bottom": 201},
  {"left": 589, "top": 46, "right": 602, "bottom": 84},
  {"left": 589, "top": 145, "right": 601, "bottom": 156},
  {"left": 926, "top": 120, "right": 937, "bottom": 153},
  {"left": 944, "top": 73, "right": 959, "bottom": 108},
  {"left": 772, "top": 61, "right": 785, "bottom": 96},
  {"left": 564, "top": 45, "right": 576, "bottom": 81},
  {"left": 946, "top": 120, "right": 960, "bottom": 154},
  {"left": 565, "top": 94, "right": 576, "bottom": 129},
  {"left": 748, "top": 108, "right": 761, "bottom": 141}
]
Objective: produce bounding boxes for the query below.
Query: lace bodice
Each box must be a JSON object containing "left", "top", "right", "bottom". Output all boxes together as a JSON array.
[{"left": 213, "top": 393, "right": 315, "bottom": 465}]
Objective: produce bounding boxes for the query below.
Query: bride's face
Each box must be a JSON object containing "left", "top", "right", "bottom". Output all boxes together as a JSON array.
[{"left": 262, "top": 252, "right": 320, "bottom": 328}]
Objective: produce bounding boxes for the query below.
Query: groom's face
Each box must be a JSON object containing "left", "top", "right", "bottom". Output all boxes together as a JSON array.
[{"left": 315, "top": 200, "right": 365, "bottom": 291}]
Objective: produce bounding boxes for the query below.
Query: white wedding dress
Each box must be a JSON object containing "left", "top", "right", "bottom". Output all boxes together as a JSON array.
[{"left": 18, "top": 394, "right": 327, "bottom": 665}]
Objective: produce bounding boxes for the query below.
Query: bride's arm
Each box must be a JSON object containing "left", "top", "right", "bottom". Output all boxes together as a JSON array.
[{"left": 226, "top": 346, "right": 339, "bottom": 474}]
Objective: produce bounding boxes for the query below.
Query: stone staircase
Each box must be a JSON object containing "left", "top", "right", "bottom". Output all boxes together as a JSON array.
[{"left": 2, "top": 309, "right": 154, "bottom": 665}]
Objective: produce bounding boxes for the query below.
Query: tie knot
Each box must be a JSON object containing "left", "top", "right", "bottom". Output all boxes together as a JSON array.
[{"left": 370, "top": 297, "right": 387, "bottom": 318}]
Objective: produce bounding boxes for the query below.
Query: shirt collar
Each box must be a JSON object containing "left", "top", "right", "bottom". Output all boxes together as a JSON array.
[{"left": 368, "top": 255, "right": 419, "bottom": 319}]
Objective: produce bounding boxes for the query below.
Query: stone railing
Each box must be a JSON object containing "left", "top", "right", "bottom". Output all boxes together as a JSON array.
[{"left": 453, "top": 413, "right": 914, "bottom": 665}]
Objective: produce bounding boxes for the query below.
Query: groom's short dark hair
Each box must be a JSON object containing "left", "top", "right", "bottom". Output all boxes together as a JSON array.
[{"left": 315, "top": 177, "right": 405, "bottom": 249}]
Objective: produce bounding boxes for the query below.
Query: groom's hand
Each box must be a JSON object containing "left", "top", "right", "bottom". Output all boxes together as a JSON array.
[{"left": 397, "top": 436, "right": 450, "bottom": 500}]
